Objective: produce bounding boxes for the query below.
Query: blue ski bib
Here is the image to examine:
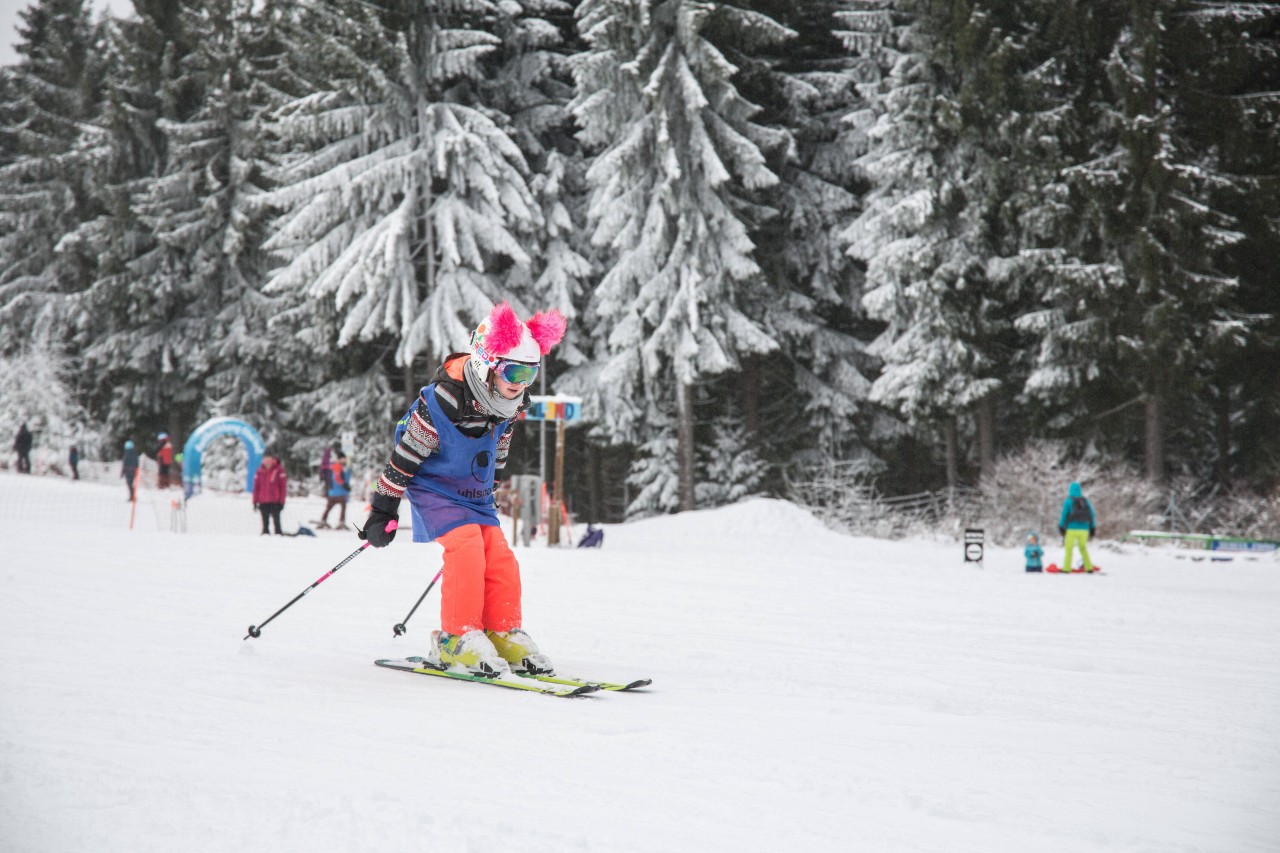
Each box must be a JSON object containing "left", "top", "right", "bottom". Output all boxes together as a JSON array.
[{"left": 401, "top": 384, "right": 509, "bottom": 542}]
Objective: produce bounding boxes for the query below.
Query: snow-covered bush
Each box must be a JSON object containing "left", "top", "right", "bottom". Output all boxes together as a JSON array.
[
  {"left": 788, "top": 442, "right": 1167, "bottom": 545},
  {"left": 785, "top": 458, "right": 917, "bottom": 539},
  {"left": 972, "top": 442, "right": 1161, "bottom": 545},
  {"left": 0, "top": 340, "right": 104, "bottom": 473},
  {"left": 1178, "top": 483, "right": 1280, "bottom": 542}
]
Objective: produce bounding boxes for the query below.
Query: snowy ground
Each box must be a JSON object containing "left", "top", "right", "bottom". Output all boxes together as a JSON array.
[{"left": 2, "top": 471, "right": 1278, "bottom": 853}]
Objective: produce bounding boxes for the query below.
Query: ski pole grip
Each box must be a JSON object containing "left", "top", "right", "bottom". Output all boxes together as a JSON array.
[{"left": 385, "top": 519, "right": 399, "bottom": 532}]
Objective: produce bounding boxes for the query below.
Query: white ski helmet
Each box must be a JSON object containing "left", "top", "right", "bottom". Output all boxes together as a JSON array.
[{"left": 468, "top": 302, "right": 566, "bottom": 379}]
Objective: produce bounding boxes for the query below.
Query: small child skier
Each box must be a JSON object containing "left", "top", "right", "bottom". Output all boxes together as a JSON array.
[
  {"left": 359, "top": 303, "right": 566, "bottom": 678},
  {"left": 1024, "top": 531, "right": 1044, "bottom": 573}
]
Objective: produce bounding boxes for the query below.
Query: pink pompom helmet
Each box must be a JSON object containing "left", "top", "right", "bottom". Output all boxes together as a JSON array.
[{"left": 469, "top": 302, "right": 567, "bottom": 379}]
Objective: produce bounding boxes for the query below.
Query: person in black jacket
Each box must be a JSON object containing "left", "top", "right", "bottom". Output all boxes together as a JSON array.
[
  {"left": 14, "top": 423, "right": 32, "bottom": 473},
  {"left": 122, "top": 440, "right": 139, "bottom": 501}
]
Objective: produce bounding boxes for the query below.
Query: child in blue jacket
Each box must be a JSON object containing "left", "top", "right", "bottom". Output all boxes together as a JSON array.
[{"left": 1024, "top": 531, "right": 1044, "bottom": 573}]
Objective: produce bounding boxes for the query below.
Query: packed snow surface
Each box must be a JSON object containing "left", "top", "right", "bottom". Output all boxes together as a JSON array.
[{"left": 2, "top": 472, "right": 1278, "bottom": 852}]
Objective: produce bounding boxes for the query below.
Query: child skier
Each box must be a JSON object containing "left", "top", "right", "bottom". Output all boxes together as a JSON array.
[
  {"left": 318, "top": 452, "right": 350, "bottom": 529},
  {"left": 1024, "top": 531, "right": 1044, "bottom": 573},
  {"left": 359, "top": 303, "right": 566, "bottom": 678},
  {"left": 1057, "top": 481, "right": 1097, "bottom": 572}
]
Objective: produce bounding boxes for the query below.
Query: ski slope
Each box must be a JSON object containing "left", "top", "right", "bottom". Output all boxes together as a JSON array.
[{"left": 2, "top": 471, "right": 1278, "bottom": 853}]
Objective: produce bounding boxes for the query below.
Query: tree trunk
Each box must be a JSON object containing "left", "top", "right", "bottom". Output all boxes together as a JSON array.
[
  {"left": 975, "top": 394, "right": 995, "bottom": 482},
  {"left": 586, "top": 441, "right": 600, "bottom": 524},
  {"left": 413, "top": 27, "right": 435, "bottom": 365},
  {"left": 1145, "top": 393, "right": 1165, "bottom": 483},
  {"left": 944, "top": 416, "right": 958, "bottom": 492},
  {"left": 677, "top": 380, "right": 695, "bottom": 512},
  {"left": 1215, "top": 386, "right": 1231, "bottom": 486},
  {"left": 741, "top": 356, "right": 759, "bottom": 438}
]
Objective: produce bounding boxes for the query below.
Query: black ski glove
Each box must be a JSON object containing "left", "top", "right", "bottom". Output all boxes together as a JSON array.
[
  {"left": 1058, "top": 526, "right": 1065, "bottom": 536},
  {"left": 1089, "top": 524, "right": 1096, "bottom": 537},
  {"left": 359, "top": 492, "right": 400, "bottom": 548}
]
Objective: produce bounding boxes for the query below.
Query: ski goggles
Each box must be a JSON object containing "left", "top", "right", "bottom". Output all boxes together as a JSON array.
[{"left": 494, "top": 359, "right": 539, "bottom": 385}]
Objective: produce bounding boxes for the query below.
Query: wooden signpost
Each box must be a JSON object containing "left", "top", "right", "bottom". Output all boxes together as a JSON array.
[{"left": 524, "top": 395, "right": 582, "bottom": 546}]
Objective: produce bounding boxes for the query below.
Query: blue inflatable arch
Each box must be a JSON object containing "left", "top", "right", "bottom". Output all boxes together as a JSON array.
[{"left": 182, "top": 417, "right": 266, "bottom": 498}]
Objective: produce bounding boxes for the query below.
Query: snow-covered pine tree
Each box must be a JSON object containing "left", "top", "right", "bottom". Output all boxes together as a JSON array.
[
  {"left": 480, "top": 0, "right": 591, "bottom": 369},
  {"left": 840, "top": 1, "right": 996, "bottom": 487},
  {"left": 568, "top": 0, "right": 792, "bottom": 513},
  {"left": 743, "top": 0, "right": 889, "bottom": 474},
  {"left": 843, "top": 0, "right": 1065, "bottom": 487},
  {"left": 262, "top": 0, "right": 542, "bottom": 397},
  {"left": 53, "top": 5, "right": 172, "bottom": 442},
  {"left": 1177, "top": 2, "right": 1280, "bottom": 485},
  {"left": 623, "top": 409, "right": 682, "bottom": 517},
  {"left": 558, "top": 0, "right": 650, "bottom": 473},
  {"left": 481, "top": 0, "right": 578, "bottom": 161},
  {"left": 980, "top": 1, "right": 1086, "bottom": 455},
  {"left": 97, "top": 0, "right": 285, "bottom": 442},
  {"left": 927, "top": 0, "right": 1089, "bottom": 477},
  {"left": 695, "top": 410, "right": 766, "bottom": 508},
  {"left": 1019, "top": 0, "right": 1261, "bottom": 483},
  {"left": 0, "top": 0, "right": 102, "bottom": 354},
  {"left": 528, "top": 150, "right": 592, "bottom": 368}
]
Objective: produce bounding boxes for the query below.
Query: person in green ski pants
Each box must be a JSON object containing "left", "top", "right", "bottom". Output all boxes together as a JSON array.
[{"left": 1057, "top": 481, "right": 1097, "bottom": 572}]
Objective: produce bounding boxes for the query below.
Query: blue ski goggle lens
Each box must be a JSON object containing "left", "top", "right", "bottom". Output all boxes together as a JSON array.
[{"left": 495, "top": 360, "right": 538, "bottom": 385}]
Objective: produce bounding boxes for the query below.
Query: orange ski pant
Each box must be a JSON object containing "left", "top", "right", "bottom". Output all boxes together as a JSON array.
[{"left": 437, "top": 523, "right": 522, "bottom": 635}]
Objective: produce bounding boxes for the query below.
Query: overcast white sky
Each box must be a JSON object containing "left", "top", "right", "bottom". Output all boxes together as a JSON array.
[{"left": 0, "top": 0, "right": 134, "bottom": 67}]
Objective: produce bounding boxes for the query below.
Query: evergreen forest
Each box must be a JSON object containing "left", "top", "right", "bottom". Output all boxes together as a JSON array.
[{"left": 2, "top": 0, "right": 1278, "bottom": 523}]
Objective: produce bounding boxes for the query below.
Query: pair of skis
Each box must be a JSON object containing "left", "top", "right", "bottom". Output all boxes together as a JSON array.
[{"left": 375, "top": 656, "right": 651, "bottom": 698}]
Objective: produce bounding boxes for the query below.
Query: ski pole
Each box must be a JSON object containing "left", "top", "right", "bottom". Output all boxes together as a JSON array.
[
  {"left": 244, "top": 520, "right": 398, "bottom": 640},
  {"left": 392, "top": 568, "right": 444, "bottom": 637}
]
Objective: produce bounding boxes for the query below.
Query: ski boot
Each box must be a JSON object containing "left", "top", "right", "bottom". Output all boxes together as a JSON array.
[
  {"left": 430, "top": 629, "right": 510, "bottom": 677},
  {"left": 486, "top": 628, "right": 555, "bottom": 675}
]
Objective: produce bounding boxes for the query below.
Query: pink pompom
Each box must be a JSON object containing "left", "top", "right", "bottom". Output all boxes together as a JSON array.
[
  {"left": 526, "top": 309, "right": 567, "bottom": 354},
  {"left": 485, "top": 302, "right": 525, "bottom": 356}
]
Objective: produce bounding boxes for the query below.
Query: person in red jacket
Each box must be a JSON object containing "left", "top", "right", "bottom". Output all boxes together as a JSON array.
[
  {"left": 252, "top": 455, "right": 288, "bottom": 535},
  {"left": 156, "top": 433, "right": 175, "bottom": 488}
]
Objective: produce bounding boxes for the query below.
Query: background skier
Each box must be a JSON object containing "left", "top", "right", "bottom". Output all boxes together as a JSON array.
[
  {"left": 318, "top": 451, "right": 350, "bottom": 529},
  {"left": 1057, "top": 482, "right": 1097, "bottom": 573},
  {"left": 121, "top": 440, "right": 139, "bottom": 501},
  {"left": 156, "top": 433, "right": 175, "bottom": 488},
  {"left": 318, "top": 446, "right": 332, "bottom": 492},
  {"left": 360, "top": 303, "right": 566, "bottom": 678},
  {"left": 13, "top": 422, "right": 32, "bottom": 473},
  {"left": 252, "top": 454, "right": 288, "bottom": 535}
]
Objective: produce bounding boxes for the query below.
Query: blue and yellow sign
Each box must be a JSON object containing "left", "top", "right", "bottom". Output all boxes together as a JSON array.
[{"left": 525, "top": 395, "right": 583, "bottom": 422}]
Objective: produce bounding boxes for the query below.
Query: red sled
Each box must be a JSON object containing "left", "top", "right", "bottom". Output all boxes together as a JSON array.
[{"left": 1046, "top": 564, "right": 1101, "bottom": 574}]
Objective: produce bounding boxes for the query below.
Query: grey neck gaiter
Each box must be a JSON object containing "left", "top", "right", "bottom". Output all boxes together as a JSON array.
[{"left": 464, "top": 358, "right": 522, "bottom": 421}]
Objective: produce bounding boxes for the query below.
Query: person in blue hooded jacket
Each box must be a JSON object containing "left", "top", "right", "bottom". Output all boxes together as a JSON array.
[
  {"left": 1057, "top": 482, "right": 1097, "bottom": 572},
  {"left": 1024, "top": 531, "right": 1044, "bottom": 573}
]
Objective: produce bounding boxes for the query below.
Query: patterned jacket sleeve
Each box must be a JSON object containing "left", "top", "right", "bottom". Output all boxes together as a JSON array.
[{"left": 495, "top": 421, "right": 515, "bottom": 471}]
